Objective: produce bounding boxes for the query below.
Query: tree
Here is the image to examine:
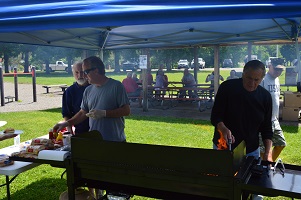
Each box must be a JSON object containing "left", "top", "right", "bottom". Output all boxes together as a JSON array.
[
  {"left": 31, "top": 46, "right": 53, "bottom": 74},
  {"left": 0, "top": 43, "right": 20, "bottom": 73},
  {"left": 280, "top": 44, "right": 298, "bottom": 64}
]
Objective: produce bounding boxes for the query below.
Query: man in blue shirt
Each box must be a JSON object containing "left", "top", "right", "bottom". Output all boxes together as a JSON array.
[{"left": 62, "top": 61, "right": 90, "bottom": 135}]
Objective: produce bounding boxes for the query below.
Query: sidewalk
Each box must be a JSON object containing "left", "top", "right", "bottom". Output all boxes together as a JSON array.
[{"left": 0, "top": 82, "right": 62, "bottom": 113}]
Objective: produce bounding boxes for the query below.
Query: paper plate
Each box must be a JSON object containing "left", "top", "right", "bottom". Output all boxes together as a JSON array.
[
  {"left": 0, "top": 130, "right": 23, "bottom": 135},
  {"left": 0, "top": 121, "right": 7, "bottom": 127}
]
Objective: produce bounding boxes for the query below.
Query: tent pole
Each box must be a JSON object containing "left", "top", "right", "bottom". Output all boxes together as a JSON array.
[
  {"left": 214, "top": 45, "right": 220, "bottom": 97},
  {"left": 99, "top": 49, "right": 103, "bottom": 61},
  {"left": 247, "top": 42, "right": 252, "bottom": 62},
  {"left": 193, "top": 47, "right": 198, "bottom": 84},
  {"left": 295, "top": 39, "right": 301, "bottom": 92}
]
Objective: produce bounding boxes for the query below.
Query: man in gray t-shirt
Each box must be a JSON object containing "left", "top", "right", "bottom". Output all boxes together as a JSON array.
[{"left": 53, "top": 56, "right": 130, "bottom": 142}]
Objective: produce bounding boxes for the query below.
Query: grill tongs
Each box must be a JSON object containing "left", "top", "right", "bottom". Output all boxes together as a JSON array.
[
  {"left": 272, "top": 158, "right": 285, "bottom": 175},
  {"left": 228, "top": 138, "right": 232, "bottom": 151}
]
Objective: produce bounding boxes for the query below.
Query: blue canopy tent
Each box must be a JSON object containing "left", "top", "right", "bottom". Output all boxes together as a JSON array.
[
  {"left": 0, "top": 0, "right": 301, "bottom": 107},
  {"left": 0, "top": 1, "right": 300, "bottom": 50}
]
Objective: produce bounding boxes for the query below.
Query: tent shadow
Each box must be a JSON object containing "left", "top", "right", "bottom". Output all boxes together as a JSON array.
[{"left": 0, "top": 178, "right": 67, "bottom": 200}]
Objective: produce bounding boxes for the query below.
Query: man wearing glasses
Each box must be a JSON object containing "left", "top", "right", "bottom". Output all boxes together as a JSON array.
[
  {"left": 54, "top": 56, "right": 130, "bottom": 142},
  {"left": 259, "top": 58, "right": 286, "bottom": 161}
]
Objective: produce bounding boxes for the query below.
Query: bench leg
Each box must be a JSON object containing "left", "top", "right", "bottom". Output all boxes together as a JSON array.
[{"left": 46, "top": 88, "right": 49, "bottom": 93}]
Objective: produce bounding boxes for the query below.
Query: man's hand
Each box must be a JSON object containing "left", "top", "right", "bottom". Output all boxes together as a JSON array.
[
  {"left": 86, "top": 109, "right": 106, "bottom": 119},
  {"left": 217, "top": 122, "right": 236, "bottom": 144},
  {"left": 53, "top": 121, "right": 69, "bottom": 132}
]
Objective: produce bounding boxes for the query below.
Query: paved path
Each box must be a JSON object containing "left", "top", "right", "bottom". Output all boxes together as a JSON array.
[
  {"left": 0, "top": 82, "right": 62, "bottom": 113},
  {"left": 0, "top": 82, "right": 211, "bottom": 120}
]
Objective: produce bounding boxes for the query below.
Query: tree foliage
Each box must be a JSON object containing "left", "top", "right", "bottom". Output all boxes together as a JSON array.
[{"left": 1, "top": 43, "right": 300, "bottom": 74}]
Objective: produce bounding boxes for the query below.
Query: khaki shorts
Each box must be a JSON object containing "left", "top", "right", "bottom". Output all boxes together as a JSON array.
[{"left": 259, "top": 120, "right": 286, "bottom": 153}]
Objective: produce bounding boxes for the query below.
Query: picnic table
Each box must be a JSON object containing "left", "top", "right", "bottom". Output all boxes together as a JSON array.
[
  {"left": 147, "top": 86, "right": 213, "bottom": 111},
  {"left": 0, "top": 135, "right": 69, "bottom": 199},
  {"left": 0, "top": 144, "right": 40, "bottom": 200},
  {"left": 42, "top": 84, "right": 68, "bottom": 93}
]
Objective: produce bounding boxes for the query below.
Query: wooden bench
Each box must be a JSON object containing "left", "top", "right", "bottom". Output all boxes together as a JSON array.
[
  {"left": 4, "top": 96, "right": 15, "bottom": 103},
  {"left": 42, "top": 84, "right": 68, "bottom": 93}
]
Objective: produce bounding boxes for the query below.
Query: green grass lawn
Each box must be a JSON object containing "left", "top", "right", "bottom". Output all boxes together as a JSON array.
[
  {"left": 0, "top": 108, "right": 300, "bottom": 200},
  {"left": 0, "top": 71, "right": 299, "bottom": 200}
]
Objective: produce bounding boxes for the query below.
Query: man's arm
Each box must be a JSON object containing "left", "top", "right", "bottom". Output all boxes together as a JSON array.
[
  {"left": 63, "top": 117, "right": 73, "bottom": 134},
  {"left": 104, "top": 104, "right": 131, "bottom": 118},
  {"left": 54, "top": 109, "right": 88, "bottom": 132},
  {"left": 263, "top": 139, "right": 273, "bottom": 161}
]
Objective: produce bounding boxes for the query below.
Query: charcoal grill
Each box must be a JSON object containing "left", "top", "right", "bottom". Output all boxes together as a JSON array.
[
  {"left": 48, "top": 131, "right": 301, "bottom": 200},
  {"left": 66, "top": 131, "right": 244, "bottom": 199}
]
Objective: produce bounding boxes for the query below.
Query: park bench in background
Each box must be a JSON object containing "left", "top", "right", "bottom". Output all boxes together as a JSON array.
[
  {"left": 42, "top": 84, "right": 68, "bottom": 93},
  {"left": 4, "top": 96, "right": 15, "bottom": 103}
]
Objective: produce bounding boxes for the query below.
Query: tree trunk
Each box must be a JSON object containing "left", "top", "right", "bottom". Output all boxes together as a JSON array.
[
  {"left": 67, "top": 56, "right": 72, "bottom": 74},
  {"left": 4, "top": 53, "right": 9, "bottom": 73},
  {"left": 24, "top": 51, "right": 29, "bottom": 73},
  {"left": 114, "top": 50, "right": 121, "bottom": 72},
  {"left": 45, "top": 60, "right": 50, "bottom": 74}
]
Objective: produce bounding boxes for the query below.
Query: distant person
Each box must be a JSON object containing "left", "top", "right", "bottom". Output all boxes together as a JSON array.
[
  {"left": 140, "top": 68, "right": 153, "bottom": 86},
  {"left": 179, "top": 68, "right": 197, "bottom": 98},
  {"left": 132, "top": 72, "right": 140, "bottom": 83},
  {"left": 62, "top": 61, "right": 90, "bottom": 135},
  {"left": 156, "top": 67, "right": 168, "bottom": 88},
  {"left": 154, "top": 70, "right": 168, "bottom": 97},
  {"left": 122, "top": 72, "right": 142, "bottom": 106},
  {"left": 260, "top": 58, "right": 286, "bottom": 161},
  {"left": 205, "top": 71, "right": 224, "bottom": 102},
  {"left": 226, "top": 69, "right": 239, "bottom": 80}
]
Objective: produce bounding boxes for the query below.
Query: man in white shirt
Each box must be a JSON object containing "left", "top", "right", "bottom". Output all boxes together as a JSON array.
[{"left": 260, "top": 58, "right": 286, "bottom": 161}]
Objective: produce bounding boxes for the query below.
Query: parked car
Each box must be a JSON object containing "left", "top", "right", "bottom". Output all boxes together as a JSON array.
[
  {"left": 222, "top": 59, "right": 233, "bottom": 68},
  {"left": 191, "top": 58, "right": 206, "bottom": 69},
  {"left": 122, "top": 61, "right": 138, "bottom": 71},
  {"left": 42, "top": 61, "right": 69, "bottom": 72},
  {"left": 177, "top": 59, "right": 189, "bottom": 69}
]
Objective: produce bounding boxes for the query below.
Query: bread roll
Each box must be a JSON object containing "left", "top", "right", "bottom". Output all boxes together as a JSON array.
[{"left": 3, "top": 128, "right": 15, "bottom": 133}]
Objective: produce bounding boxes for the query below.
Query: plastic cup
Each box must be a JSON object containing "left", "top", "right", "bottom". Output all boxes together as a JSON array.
[{"left": 14, "top": 134, "right": 20, "bottom": 147}]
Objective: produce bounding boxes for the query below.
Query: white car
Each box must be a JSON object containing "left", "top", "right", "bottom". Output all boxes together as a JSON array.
[
  {"left": 191, "top": 58, "right": 205, "bottom": 69},
  {"left": 177, "top": 59, "right": 189, "bottom": 69}
]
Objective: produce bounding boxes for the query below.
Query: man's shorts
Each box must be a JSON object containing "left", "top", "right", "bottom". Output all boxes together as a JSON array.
[{"left": 259, "top": 120, "right": 286, "bottom": 153}]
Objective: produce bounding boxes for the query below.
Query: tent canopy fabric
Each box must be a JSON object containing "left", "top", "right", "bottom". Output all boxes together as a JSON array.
[{"left": 0, "top": 1, "right": 301, "bottom": 50}]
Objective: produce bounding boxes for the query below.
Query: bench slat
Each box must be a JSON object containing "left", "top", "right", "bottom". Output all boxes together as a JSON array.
[{"left": 42, "top": 84, "right": 68, "bottom": 93}]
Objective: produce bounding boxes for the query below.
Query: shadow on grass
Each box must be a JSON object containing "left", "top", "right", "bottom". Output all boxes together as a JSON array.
[
  {"left": 282, "top": 123, "right": 300, "bottom": 134},
  {"left": 127, "top": 115, "right": 210, "bottom": 125},
  {"left": 37, "top": 108, "right": 62, "bottom": 113},
  {"left": 0, "top": 178, "right": 67, "bottom": 200},
  {"left": 35, "top": 108, "right": 209, "bottom": 125}
]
